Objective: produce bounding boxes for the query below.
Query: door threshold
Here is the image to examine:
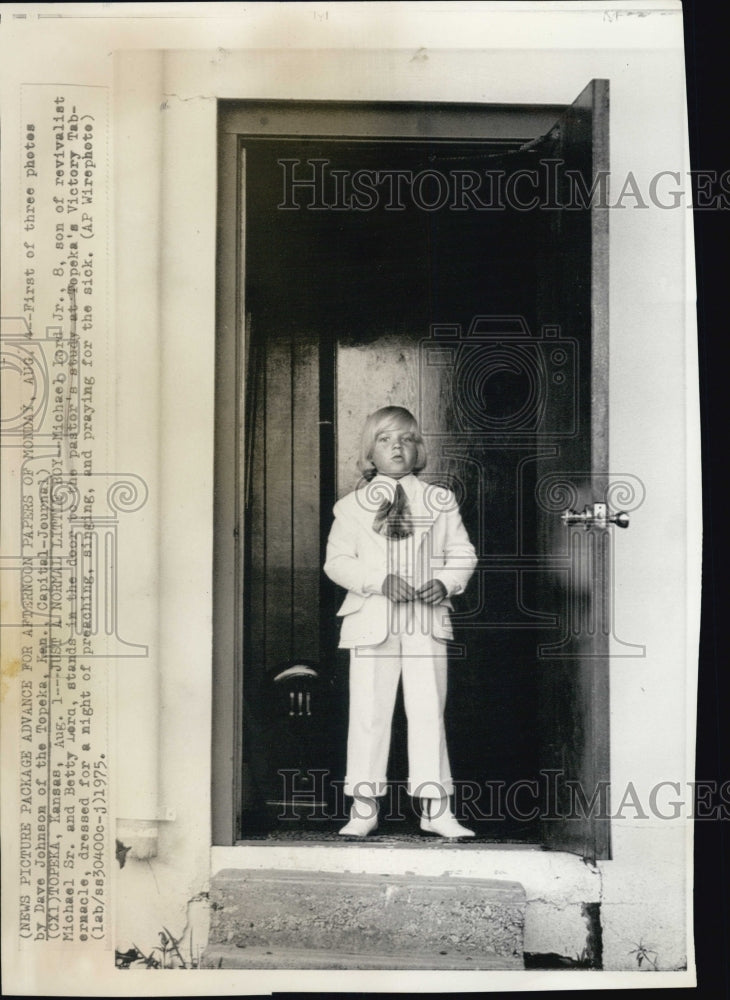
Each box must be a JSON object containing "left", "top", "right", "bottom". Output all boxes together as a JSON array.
[{"left": 235, "top": 835, "right": 543, "bottom": 850}]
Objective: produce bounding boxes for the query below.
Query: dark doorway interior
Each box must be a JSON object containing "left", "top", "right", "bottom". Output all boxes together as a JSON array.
[{"left": 241, "top": 136, "right": 555, "bottom": 840}]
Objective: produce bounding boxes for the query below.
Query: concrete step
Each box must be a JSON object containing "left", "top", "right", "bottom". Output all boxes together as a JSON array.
[{"left": 203, "top": 868, "right": 526, "bottom": 970}]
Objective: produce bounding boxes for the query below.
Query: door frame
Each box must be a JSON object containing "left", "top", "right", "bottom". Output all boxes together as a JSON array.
[{"left": 211, "top": 97, "right": 616, "bottom": 848}]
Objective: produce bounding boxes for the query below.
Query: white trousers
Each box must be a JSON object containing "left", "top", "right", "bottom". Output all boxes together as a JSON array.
[{"left": 344, "top": 603, "right": 453, "bottom": 800}]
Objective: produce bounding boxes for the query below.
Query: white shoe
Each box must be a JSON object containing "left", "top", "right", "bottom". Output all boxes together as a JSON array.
[
  {"left": 339, "top": 799, "right": 379, "bottom": 837},
  {"left": 420, "top": 810, "right": 475, "bottom": 839}
]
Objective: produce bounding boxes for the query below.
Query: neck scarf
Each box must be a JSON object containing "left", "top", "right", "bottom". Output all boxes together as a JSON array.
[{"left": 372, "top": 480, "right": 413, "bottom": 539}]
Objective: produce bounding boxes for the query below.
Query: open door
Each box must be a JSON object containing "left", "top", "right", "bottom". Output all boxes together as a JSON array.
[{"left": 531, "top": 80, "right": 613, "bottom": 860}]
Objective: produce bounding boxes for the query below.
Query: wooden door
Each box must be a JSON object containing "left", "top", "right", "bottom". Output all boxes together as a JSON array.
[{"left": 531, "top": 80, "right": 612, "bottom": 861}]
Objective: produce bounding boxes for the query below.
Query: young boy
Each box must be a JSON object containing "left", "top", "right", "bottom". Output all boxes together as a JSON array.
[{"left": 324, "top": 406, "right": 478, "bottom": 837}]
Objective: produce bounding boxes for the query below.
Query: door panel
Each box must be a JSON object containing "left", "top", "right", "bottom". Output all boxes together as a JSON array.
[
  {"left": 532, "top": 80, "right": 611, "bottom": 860},
  {"left": 245, "top": 330, "right": 321, "bottom": 676}
]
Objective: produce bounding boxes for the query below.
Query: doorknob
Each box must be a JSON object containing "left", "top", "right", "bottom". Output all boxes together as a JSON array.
[{"left": 561, "top": 502, "right": 630, "bottom": 529}]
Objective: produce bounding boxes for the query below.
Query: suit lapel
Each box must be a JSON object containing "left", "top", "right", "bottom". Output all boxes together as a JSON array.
[
  {"left": 353, "top": 479, "right": 390, "bottom": 551},
  {"left": 407, "top": 478, "right": 438, "bottom": 554}
]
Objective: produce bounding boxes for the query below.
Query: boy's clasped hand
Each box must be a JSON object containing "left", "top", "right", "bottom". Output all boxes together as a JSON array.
[{"left": 382, "top": 574, "right": 447, "bottom": 605}]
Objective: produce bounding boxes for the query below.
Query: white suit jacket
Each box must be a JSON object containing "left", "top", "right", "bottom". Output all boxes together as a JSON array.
[{"left": 324, "top": 474, "right": 477, "bottom": 648}]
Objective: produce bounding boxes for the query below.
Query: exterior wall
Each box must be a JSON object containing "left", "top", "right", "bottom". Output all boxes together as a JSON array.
[{"left": 111, "top": 9, "right": 697, "bottom": 981}]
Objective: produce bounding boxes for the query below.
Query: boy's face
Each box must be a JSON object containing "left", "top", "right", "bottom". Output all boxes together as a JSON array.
[{"left": 371, "top": 423, "right": 417, "bottom": 478}]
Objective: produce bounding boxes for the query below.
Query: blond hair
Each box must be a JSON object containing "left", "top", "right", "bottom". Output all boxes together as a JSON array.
[{"left": 356, "top": 406, "right": 427, "bottom": 480}]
